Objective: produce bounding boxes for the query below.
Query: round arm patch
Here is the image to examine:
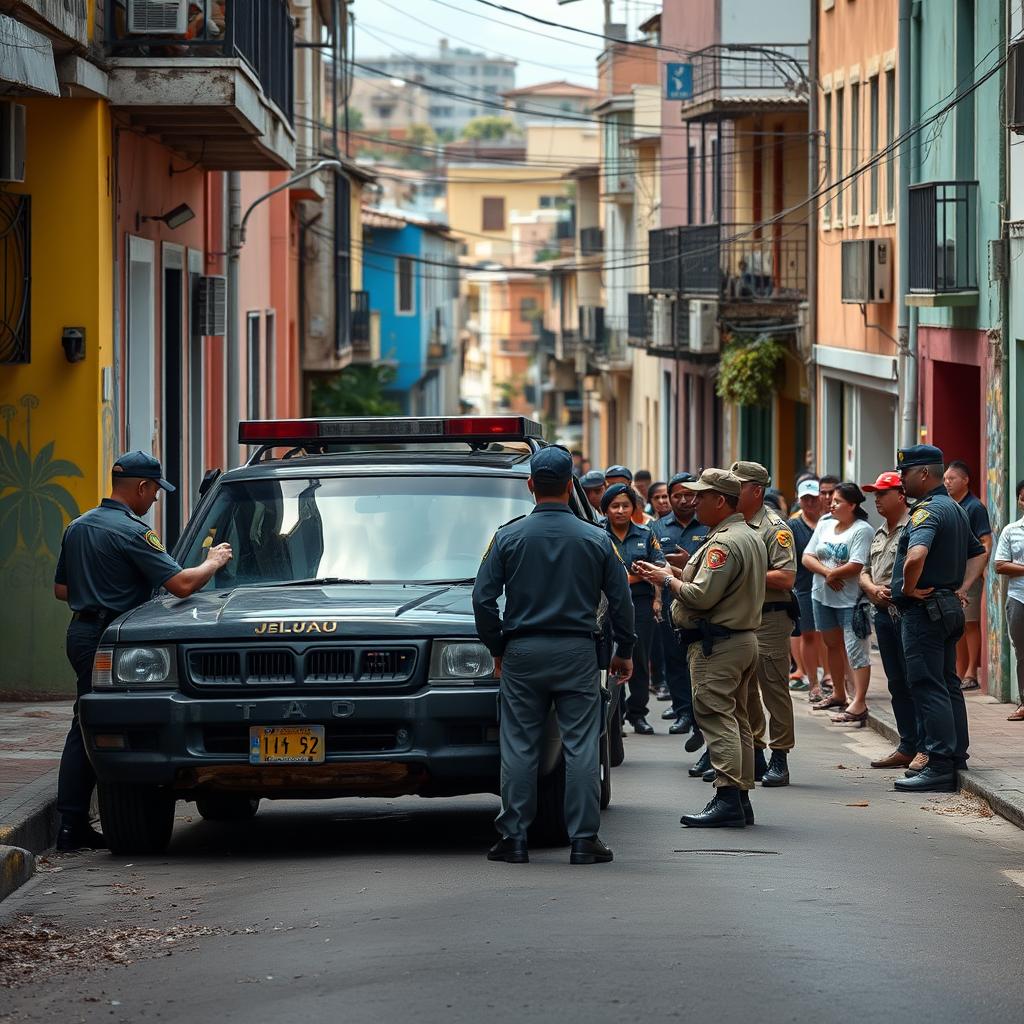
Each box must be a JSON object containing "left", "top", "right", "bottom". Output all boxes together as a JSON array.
[
  {"left": 144, "top": 529, "right": 165, "bottom": 552},
  {"left": 776, "top": 529, "right": 793, "bottom": 548},
  {"left": 705, "top": 546, "right": 729, "bottom": 569}
]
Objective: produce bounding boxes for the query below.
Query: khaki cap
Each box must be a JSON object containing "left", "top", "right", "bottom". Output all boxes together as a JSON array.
[
  {"left": 730, "top": 460, "right": 771, "bottom": 486},
  {"left": 685, "top": 468, "right": 742, "bottom": 498}
]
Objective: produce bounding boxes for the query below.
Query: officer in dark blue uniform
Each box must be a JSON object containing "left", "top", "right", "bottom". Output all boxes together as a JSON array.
[
  {"left": 472, "top": 446, "right": 635, "bottom": 865},
  {"left": 652, "top": 473, "right": 709, "bottom": 734},
  {"left": 890, "top": 445, "right": 988, "bottom": 793},
  {"left": 53, "top": 451, "right": 233, "bottom": 850}
]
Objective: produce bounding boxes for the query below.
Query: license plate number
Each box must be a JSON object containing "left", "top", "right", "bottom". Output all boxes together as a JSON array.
[{"left": 249, "top": 726, "right": 325, "bottom": 764}]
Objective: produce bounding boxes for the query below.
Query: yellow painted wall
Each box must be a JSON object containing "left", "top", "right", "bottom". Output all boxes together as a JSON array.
[
  {"left": 0, "top": 98, "right": 113, "bottom": 695},
  {"left": 525, "top": 124, "right": 600, "bottom": 167}
]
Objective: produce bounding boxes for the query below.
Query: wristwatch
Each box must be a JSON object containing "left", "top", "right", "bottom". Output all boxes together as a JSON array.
[{"left": 663, "top": 574, "right": 674, "bottom": 588}]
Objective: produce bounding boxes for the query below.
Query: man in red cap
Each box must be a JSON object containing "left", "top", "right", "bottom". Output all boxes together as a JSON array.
[{"left": 859, "top": 471, "right": 917, "bottom": 769}]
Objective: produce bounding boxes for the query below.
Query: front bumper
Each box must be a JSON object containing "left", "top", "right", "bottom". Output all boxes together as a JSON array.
[{"left": 79, "top": 688, "right": 504, "bottom": 798}]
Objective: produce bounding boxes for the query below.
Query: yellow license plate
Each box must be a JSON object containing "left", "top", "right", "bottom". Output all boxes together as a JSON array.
[{"left": 249, "top": 725, "right": 325, "bottom": 764}]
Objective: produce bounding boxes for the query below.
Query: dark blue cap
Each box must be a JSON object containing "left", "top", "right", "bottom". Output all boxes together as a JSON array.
[
  {"left": 112, "top": 450, "right": 176, "bottom": 492},
  {"left": 530, "top": 445, "right": 574, "bottom": 483},
  {"left": 580, "top": 470, "right": 606, "bottom": 489},
  {"left": 605, "top": 465, "right": 632, "bottom": 482},
  {"left": 897, "top": 444, "right": 944, "bottom": 470},
  {"left": 600, "top": 483, "right": 635, "bottom": 514},
  {"left": 668, "top": 471, "right": 697, "bottom": 492}
]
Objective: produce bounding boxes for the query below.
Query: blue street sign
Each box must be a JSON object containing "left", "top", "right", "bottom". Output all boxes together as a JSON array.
[{"left": 665, "top": 63, "right": 693, "bottom": 101}]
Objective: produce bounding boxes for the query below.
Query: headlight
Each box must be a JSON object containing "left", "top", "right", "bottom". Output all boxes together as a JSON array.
[
  {"left": 430, "top": 640, "right": 496, "bottom": 683},
  {"left": 112, "top": 646, "right": 177, "bottom": 687}
]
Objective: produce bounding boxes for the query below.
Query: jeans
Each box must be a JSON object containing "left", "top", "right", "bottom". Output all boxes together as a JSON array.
[
  {"left": 874, "top": 608, "right": 919, "bottom": 756},
  {"left": 620, "top": 593, "right": 654, "bottom": 720},
  {"left": 660, "top": 611, "right": 692, "bottom": 717},
  {"left": 1007, "top": 598, "right": 1024, "bottom": 704},
  {"left": 56, "top": 618, "right": 104, "bottom": 826},
  {"left": 899, "top": 601, "right": 968, "bottom": 769}
]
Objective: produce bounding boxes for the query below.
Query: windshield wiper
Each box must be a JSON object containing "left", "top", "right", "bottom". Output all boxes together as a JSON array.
[
  {"left": 418, "top": 578, "right": 476, "bottom": 586},
  {"left": 240, "top": 577, "right": 373, "bottom": 588}
]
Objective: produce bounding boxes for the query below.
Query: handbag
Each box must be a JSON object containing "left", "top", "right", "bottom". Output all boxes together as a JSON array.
[{"left": 851, "top": 597, "right": 872, "bottom": 639}]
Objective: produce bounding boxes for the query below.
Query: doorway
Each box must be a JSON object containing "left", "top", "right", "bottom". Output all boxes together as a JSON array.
[
  {"left": 162, "top": 244, "right": 184, "bottom": 546},
  {"left": 187, "top": 249, "right": 204, "bottom": 519},
  {"left": 126, "top": 236, "right": 156, "bottom": 523},
  {"left": 931, "top": 359, "right": 982, "bottom": 480}
]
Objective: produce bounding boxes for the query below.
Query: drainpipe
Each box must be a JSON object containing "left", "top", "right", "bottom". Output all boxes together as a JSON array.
[
  {"left": 897, "top": 0, "right": 919, "bottom": 447},
  {"left": 226, "top": 170, "right": 241, "bottom": 465},
  {"left": 806, "top": 2, "right": 819, "bottom": 470}
]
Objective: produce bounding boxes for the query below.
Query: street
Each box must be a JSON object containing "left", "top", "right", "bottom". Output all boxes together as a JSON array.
[{"left": 3, "top": 703, "right": 1024, "bottom": 1023}]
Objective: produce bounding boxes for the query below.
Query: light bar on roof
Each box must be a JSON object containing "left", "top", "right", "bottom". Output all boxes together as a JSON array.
[{"left": 238, "top": 416, "right": 544, "bottom": 447}]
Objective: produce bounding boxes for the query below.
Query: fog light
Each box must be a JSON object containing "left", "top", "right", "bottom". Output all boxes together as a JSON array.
[{"left": 94, "top": 734, "right": 126, "bottom": 750}]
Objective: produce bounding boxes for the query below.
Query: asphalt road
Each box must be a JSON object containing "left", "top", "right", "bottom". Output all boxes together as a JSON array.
[{"left": 4, "top": 700, "right": 1024, "bottom": 1023}]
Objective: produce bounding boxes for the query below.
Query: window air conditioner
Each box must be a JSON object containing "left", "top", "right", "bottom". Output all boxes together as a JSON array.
[
  {"left": 652, "top": 297, "right": 673, "bottom": 348},
  {"left": 688, "top": 300, "right": 718, "bottom": 354},
  {"left": 127, "top": 0, "right": 189, "bottom": 35},
  {"left": 0, "top": 102, "right": 26, "bottom": 184},
  {"left": 841, "top": 238, "right": 892, "bottom": 303},
  {"left": 193, "top": 276, "right": 227, "bottom": 337}
]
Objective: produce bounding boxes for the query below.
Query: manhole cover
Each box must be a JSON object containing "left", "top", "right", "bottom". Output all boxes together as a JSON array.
[{"left": 673, "top": 849, "right": 779, "bottom": 857}]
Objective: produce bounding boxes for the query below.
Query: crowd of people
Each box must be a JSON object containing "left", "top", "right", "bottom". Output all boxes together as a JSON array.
[{"left": 570, "top": 452, "right": 1024, "bottom": 785}]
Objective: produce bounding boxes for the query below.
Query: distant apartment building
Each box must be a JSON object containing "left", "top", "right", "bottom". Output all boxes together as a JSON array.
[
  {"left": 356, "top": 38, "right": 516, "bottom": 137},
  {"left": 502, "top": 81, "right": 601, "bottom": 125}
]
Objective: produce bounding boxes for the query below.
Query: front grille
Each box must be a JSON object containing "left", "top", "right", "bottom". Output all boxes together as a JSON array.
[
  {"left": 360, "top": 648, "right": 416, "bottom": 682},
  {"left": 305, "top": 648, "right": 356, "bottom": 682},
  {"left": 190, "top": 651, "right": 243, "bottom": 685},
  {"left": 246, "top": 650, "right": 295, "bottom": 684}
]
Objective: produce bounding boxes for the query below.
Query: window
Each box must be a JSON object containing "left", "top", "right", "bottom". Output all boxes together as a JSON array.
[
  {"left": 850, "top": 81, "right": 860, "bottom": 219},
  {"left": 520, "top": 296, "right": 538, "bottom": 318},
  {"left": 264, "top": 310, "right": 276, "bottom": 418},
  {"left": 482, "top": 196, "right": 505, "bottom": 231},
  {"left": 869, "top": 76, "right": 880, "bottom": 216},
  {"left": 823, "top": 92, "right": 832, "bottom": 222},
  {"left": 246, "top": 312, "right": 261, "bottom": 418},
  {"left": 686, "top": 144, "right": 697, "bottom": 222},
  {"left": 397, "top": 257, "right": 414, "bottom": 315},
  {"left": 835, "top": 86, "right": 845, "bottom": 220},
  {"left": 885, "top": 68, "right": 896, "bottom": 219},
  {"left": 710, "top": 138, "right": 719, "bottom": 221}
]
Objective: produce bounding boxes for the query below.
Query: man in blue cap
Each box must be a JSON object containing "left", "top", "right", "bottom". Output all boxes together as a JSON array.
[
  {"left": 52, "top": 451, "right": 233, "bottom": 850},
  {"left": 579, "top": 469, "right": 607, "bottom": 516},
  {"left": 473, "top": 444, "right": 635, "bottom": 864},
  {"left": 889, "top": 444, "right": 988, "bottom": 793}
]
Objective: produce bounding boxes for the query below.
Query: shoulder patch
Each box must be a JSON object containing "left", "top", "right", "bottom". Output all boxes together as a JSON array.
[
  {"left": 705, "top": 546, "right": 729, "bottom": 570},
  {"left": 911, "top": 509, "right": 930, "bottom": 527},
  {"left": 481, "top": 534, "right": 496, "bottom": 562},
  {"left": 776, "top": 529, "right": 793, "bottom": 548},
  {"left": 650, "top": 534, "right": 662, "bottom": 551},
  {"left": 143, "top": 529, "right": 165, "bottom": 552}
]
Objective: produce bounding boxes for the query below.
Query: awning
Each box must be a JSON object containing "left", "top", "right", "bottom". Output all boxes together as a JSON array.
[{"left": 0, "top": 15, "right": 59, "bottom": 96}]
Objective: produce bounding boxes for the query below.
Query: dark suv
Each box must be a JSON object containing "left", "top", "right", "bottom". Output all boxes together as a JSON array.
[{"left": 80, "top": 416, "right": 616, "bottom": 854}]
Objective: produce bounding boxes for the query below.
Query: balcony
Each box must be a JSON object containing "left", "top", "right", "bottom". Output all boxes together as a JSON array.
[
  {"left": 579, "top": 227, "right": 604, "bottom": 257},
  {"left": 351, "top": 290, "right": 370, "bottom": 356},
  {"left": 626, "top": 293, "right": 650, "bottom": 347},
  {"left": 683, "top": 43, "right": 809, "bottom": 120},
  {"left": 907, "top": 182, "right": 979, "bottom": 306},
  {"left": 105, "top": 0, "right": 295, "bottom": 169},
  {"left": 649, "top": 223, "right": 807, "bottom": 306}
]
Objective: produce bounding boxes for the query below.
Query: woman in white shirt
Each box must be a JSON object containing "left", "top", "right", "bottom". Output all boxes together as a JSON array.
[
  {"left": 802, "top": 483, "right": 875, "bottom": 724},
  {"left": 995, "top": 479, "right": 1024, "bottom": 720}
]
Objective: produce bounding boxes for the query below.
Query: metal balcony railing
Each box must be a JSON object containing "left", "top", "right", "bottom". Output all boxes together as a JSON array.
[
  {"left": 107, "top": 0, "right": 295, "bottom": 125},
  {"left": 649, "top": 223, "right": 808, "bottom": 301},
  {"left": 579, "top": 227, "right": 604, "bottom": 257},
  {"left": 688, "top": 43, "right": 809, "bottom": 105},
  {"left": 908, "top": 181, "right": 979, "bottom": 295},
  {"left": 627, "top": 293, "right": 650, "bottom": 341},
  {"left": 351, "top": 290, "right": 370, "bottom": 353}
]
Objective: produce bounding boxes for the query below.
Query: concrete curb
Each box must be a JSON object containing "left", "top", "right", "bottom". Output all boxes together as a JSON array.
[
  {"left": 866, "top": 708, "right": 1024, "bottom": 831},
  {"left": 0, "top": 767, "right": 59, "bottom": 903},
  {"left": 0, "top": 845, "right": 35, "bottom": 901}
]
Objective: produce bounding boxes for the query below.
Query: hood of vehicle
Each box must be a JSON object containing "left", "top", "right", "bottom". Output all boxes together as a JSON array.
[{"left": 112, "top": 583, "right": 479, "bottom": 642}]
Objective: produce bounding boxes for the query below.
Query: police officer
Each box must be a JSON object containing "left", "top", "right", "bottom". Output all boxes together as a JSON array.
[
  {"left": 472, "top": 446, "right": 636, "bottom": 864},
  {"left": 652, "top": 473, "right": 709, "bottom": 734},
  {"left": 580, "top": 470, "right": 607, "bottom": 516},
  {"left": 890, "top": 445, "right": 988, "bottom": 793},
  {"left": 53, "top": 451, "right": 233, "bottom": 850},
  {"left": 732, "top": 461, "right": 798, "bottom": 788},
  {"left": 636, "top": 469, "right": 767, "bottom": 827}
]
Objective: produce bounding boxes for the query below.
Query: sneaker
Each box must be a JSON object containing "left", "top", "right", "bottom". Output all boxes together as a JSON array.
[{"left": 789, "top": 677, "right": 810, "bottom": 691}]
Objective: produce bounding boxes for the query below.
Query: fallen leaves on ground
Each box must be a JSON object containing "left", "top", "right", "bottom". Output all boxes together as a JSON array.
[
  {"left": 922, "top": 794, "right": 995, "bottom": 819},
  {"left": 846, "top": 801, "right": 870, "bottom": 808},
  {"left": 835, "top": 764, "right": 848, "bottom": 770},
  {"left": 0, "top": 915, "right": 219, "bottom": 988}
]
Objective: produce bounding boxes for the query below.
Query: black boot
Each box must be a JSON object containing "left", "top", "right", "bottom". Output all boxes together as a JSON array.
[
  {"left": 761, "top": 751, "right": 790, "bottom": 788},
  {"left": 688, "top": 748, "right": 711, "bottom": 777},
  {"left": 569, "top": 836, "right": 613, "bottom": 864},
  {"left": 680, "top": 786, "right": 746, "bottom": 828},
  {"left": 702, "top": 768, "right": 716, "bottom": 782},
  {"left": 487, "top": 836, "right": 529, "bottom": 863},
  {"left": 669, "top": 712, "right": 693, "bottom": 735},
  {"left": 893, "top": 765, "right": 956, "bottom": 793},
  {"left": 55, "top": 822, "right": 107, "bottom": 852},
  {"left": 684, "top": 727, "right": 705, "bottom": 753},
  {"left": 739, "top": 790, "right": 755, "bottom": 826},
  {"left": 628, "top": 715, "right": 655, "bottom": 735},
  {"left": 654, "top": 683, "right": 672, "bottom": 702},
  {"left": 753, "top": 747, "right": 769, "bottom": 782}
]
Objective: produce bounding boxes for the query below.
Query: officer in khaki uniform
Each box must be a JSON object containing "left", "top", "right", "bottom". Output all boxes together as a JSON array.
[
  {"left": 636, "top": 469, "right": 767, "bottom": 828},
  {"left": 732, "top": 461, "right": 798, "bottom": 788}
]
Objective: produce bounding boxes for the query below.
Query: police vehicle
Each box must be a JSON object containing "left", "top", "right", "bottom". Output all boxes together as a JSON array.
[{"left": 80, "top": 416, "right": 619, "bottom": 855}]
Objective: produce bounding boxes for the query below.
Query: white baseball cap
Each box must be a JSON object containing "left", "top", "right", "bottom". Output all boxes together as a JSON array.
[{"left": 797, "top": 479, "right": 820, "bottom": 499}]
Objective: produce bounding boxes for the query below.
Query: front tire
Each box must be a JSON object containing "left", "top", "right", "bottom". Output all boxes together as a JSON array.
[
  {"left": 599, "top": 728, "right": 612, "bottom": 810},
  {"left": 608, "top": 699, "right": 625, "bottom": 767},
  {"left": 195, "top": 795, "right": 260, "bottom": 822},
  {"left": 97, "top": 782, "right": 175, "bottom": 856}
]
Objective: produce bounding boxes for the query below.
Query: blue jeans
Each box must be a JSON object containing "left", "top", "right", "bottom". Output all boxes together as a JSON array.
[
  {"left": 659, "top": 611, "right": 692, "bottom": 717},
  {"left": 57, "top": 618, "right": 103, "bottom": 826}
]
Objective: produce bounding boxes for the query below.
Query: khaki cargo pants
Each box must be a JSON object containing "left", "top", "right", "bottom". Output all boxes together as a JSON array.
[
  {"left": 688, "top": 631, "right": 759, "bottom": 790},
  {"left": 746, "top": 608, "right": 796, "bottom": 753}
]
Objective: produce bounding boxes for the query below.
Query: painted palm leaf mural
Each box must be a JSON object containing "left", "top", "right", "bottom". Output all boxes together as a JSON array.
[{"left": 0, "top": 395, "right": 82, "bottom": 563}]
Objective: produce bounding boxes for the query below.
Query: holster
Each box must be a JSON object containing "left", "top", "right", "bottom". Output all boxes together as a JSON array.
[
  {"left": 675, "top": 619, "right": 732, "bottom": 657},
  {"left": 924, "top": 590, "right": 965, "bottom": 639},
  {"left": 595, "top": 619, "right": 613, "bottom": 671}
]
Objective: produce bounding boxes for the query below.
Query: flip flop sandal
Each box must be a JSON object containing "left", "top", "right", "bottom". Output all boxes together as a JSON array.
[
  {"left": 1008, "top": 705, "right": 1024, "bottom": 721},
  {"left": 811, "top": 697, "right": 849, "bottom": 712},
  {"left": 960, "top": 677, "right": 980, "bottom": 692}
]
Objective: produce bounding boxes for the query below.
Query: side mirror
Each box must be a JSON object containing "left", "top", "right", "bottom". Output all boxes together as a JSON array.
[{"left": 198, "top": 468, "right": 221, "bottom": 498}]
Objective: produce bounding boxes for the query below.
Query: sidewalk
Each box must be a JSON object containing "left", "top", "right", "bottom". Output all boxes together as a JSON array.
[{"left": 0, "top": 701, "right": 71, "bottom": 899}]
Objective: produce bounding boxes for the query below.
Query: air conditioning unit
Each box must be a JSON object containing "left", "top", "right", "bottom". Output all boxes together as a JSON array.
[
  {"left": 688, "top": 299, "right": 718, "bottom": 354},
  {"left": 0, "top": 102, "right": 26, "bottom": 184},
  {"left": 651, "top": 296, "right": 673, "bottom": 348},
  {"left": 127, "top": 0, "right": 189, "bottom": 34},
  {"left": 1009, "top": 39, "right": 1024, "bottom": 133},
  {"left": 193, "top": 276, "right": 227, "bottom": 337},
  {"left": 841, "top": 238, "right": 892, "bottom": 303}
]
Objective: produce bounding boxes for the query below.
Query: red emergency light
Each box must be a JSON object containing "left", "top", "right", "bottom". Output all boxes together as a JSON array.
[{"left": 238, "top": 416, "right": 543, "bottom": 448}]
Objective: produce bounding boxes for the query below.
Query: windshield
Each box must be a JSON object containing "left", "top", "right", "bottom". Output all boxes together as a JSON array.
[{"left": 180, "top": 475, "right": 537, "bottom": 587}]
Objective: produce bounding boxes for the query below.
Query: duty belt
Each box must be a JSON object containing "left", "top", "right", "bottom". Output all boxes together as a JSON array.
[
  {"left": 72, "top": 608, "right": 118, "bottom": 626},
  {"left": 675, "top": 618, "right": 733, "bottom": 657},
  {"left": 762, "top": 602, "right": 791, "bottom": 614}
]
